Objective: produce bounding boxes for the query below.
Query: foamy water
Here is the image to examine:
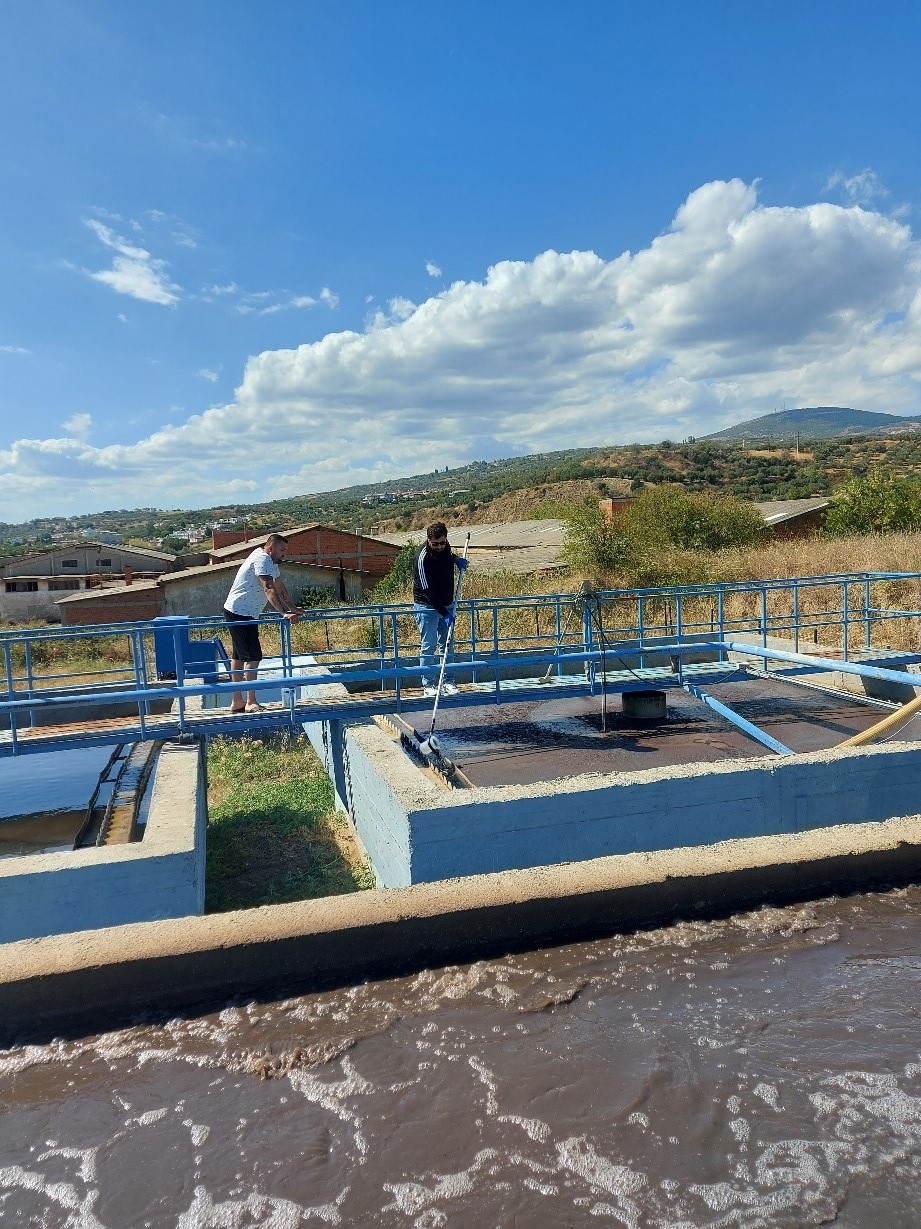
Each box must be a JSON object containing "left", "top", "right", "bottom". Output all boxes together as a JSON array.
[{"left": 2, "top": 888, "right": 921, "bottom": 1226}]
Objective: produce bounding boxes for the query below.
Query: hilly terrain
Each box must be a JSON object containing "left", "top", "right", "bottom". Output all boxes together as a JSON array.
[
  {"left": 5, "top": 407, "right": 921, "bottom": 554},
  {"left": 704, "top": 406, "right": 921, "bottom": 441}
]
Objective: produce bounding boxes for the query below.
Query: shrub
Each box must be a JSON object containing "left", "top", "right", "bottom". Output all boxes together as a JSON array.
[
  {"left": 372, "top": 539, "right": 418, "bottom": 601},
  {"left": 621, "top": 485, "right": 765, "bottom": 551},
  {"left": 561, "top": 500, "right": 633, "bottom": 580},
  {"left": 299, "top": 584, "right": 337, "bottom": 608}
]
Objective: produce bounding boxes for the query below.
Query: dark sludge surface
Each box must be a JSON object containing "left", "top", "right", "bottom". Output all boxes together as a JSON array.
[
  {"left": 3, "top": 885, "right": 921, "bottom": 1226},
  {"left": 425, "top": 676, "right": 900, "bottom": 788}
]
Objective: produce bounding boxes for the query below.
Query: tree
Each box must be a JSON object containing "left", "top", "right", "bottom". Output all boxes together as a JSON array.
[{"left": 825, "top": 471, "right": 921, "bottom": 536}]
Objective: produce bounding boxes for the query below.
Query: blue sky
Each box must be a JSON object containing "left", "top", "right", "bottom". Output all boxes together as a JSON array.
[{"left": 2, "top": 0, "right": 921, "bottom": 522}]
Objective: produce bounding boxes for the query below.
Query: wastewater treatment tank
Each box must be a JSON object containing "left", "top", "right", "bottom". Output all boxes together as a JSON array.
[{"left": 0, "top": 745, "right": 115, "bottom": 857}]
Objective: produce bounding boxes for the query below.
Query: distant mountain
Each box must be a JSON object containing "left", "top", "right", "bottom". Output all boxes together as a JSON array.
[{"left": 704, "top": 407, "right": 921, "bottom": 441}]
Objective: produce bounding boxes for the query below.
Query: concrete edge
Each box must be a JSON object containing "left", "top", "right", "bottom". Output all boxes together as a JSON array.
[{"left": 3, "top": 813, "right": 921, "bottom": 1045}]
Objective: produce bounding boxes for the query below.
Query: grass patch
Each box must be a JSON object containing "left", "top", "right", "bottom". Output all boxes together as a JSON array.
[{"left": 205, "top": 732, "right": 374, "bottom": 912}]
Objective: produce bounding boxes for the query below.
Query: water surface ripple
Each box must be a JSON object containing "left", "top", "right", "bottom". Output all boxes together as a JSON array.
[{"left": 2, "top": 886, "right": 921, "bottom": 1226}]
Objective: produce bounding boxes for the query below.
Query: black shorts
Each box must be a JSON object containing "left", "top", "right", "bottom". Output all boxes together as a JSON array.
[{"left": 224, "top": 609, "right": 263, "bottom": 663}]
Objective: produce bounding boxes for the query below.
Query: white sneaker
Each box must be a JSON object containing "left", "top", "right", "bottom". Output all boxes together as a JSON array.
[
  {"left": 441, "top": 682, "right": 459, "bottom": 696},
  {"left": 422, "top": 685, "right": 439, "bottom": 698}
]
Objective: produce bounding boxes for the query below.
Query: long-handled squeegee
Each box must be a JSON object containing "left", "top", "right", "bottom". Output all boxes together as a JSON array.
[{"left": 419, "top": 532, "right": 471, "bottom": 757}]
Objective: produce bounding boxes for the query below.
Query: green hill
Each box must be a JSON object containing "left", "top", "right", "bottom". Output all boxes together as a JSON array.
[{"left": 704, "top": 406, "right": 921, "bottom": 441}]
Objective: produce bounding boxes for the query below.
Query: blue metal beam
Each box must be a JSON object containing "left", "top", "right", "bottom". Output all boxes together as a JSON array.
[
  {"left": 718, "top": 640, "right": 921, "bottom": 690},
  {"left": 682, "top": 682, "right": 793, "bottom": 756}
]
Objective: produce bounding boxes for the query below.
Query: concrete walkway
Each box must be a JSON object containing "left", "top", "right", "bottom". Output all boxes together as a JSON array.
[{"left": 4, "top": 813, "right": 921, "bottom": 1045}]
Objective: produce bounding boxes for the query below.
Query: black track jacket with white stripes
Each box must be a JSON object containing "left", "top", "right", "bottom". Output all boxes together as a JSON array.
[{"left": 412, "top": 541, "right": 457, "bottom": 617}]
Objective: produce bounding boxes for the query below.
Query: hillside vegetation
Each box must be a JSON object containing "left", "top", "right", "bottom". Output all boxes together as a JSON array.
[
  {"left": 370, "top": 433, "right": 921, "bottom": 535},
  {"left": 9, "top": 409, "right": 921, "bottom": 554}
]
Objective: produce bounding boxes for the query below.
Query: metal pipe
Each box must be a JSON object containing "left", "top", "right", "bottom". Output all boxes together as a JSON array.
[
  {"left": 682, "top": 682, "right": 793, "bottom": 755},
  {"left": 718, "top": 640, "right": 921, "bottom": 690}
]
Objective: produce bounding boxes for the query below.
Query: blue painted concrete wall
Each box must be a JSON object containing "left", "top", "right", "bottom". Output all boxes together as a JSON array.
[{"left": 343, "top": 731, "right": 921, "bottom": 888}]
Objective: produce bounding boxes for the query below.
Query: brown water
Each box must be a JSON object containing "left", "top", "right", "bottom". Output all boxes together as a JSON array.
[
  {"left": 2, "top": 886, "right": 921, "bottom": 1227},
  {"left": 0, "top": 808, "right": 86, "bottom": 858}
]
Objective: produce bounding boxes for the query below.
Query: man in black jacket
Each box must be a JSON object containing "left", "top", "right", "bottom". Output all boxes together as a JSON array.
[{"left": 412, "top": 521, "right": 468, "bottom": 696}]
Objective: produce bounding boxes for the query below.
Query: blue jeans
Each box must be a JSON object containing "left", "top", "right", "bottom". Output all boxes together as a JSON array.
[{"left": 414, "top": 603, "right": 450, "bottom": 688}]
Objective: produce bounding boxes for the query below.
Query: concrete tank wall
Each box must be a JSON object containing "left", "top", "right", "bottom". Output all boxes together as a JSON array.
[
  {"left": 342, "top": 724, "right": 921, "bottom": 888},
  {"left": 0, "top": 742, "right": 205, "bottom": 942},
  {"left": 6, "top": 813, "right": 921, "bottom": 1045}
]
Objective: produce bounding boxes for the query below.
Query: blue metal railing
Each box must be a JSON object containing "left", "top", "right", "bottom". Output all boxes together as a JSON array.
[
  {"left": 2, "top": 571, "right": 921, "bottom": 756},
  {"left": 3, "top": 571, "right": 921, "bottom": 697}
]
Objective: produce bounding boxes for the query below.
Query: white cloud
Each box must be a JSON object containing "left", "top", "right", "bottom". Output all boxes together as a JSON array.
[
  {"left": 152, "top": 111, "right": 247, "bottom": 154},
  {"left": 84, "top": 219, "right": 181, "bottom": 306},
  {"left": 1, "top": 344, "right": 30, "bottom": 354},
  {"left": 186, "top": 136, "right": 246, "bottom": 152},
  {"left": 824, "top": 168, "right": 888, "bottom": 208},
  {"left": 62, "top": 413, "right": 92, "bottom": 440},
  {"left": 426, "top": 260, "right": 442, "bottom": 278},
  {"left": 234, "top": 290, "right": 318, "bottom": 316},
  {"left": 7, "top": 178, "right": 921, "bottom": 518},
  {"left": 386, "top": 296, "right": 417, "bottom": 321},
  {"left": 200, "top": 282, "right": 240, "bottom": 301},
  {"left": 320, "top": 287, "right": 339, "bottom": 308},
  {"left": 198, "top": 368, "right": 220, "bottom": 382}
]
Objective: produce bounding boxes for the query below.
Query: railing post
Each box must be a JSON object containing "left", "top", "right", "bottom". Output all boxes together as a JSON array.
[
  {"left": 843, "top": 580, "right": 850, "bottom": 660},
  {"left": 583, "top": 599, "right": 595, "bottom": 689},
  {"left": 470, "top": 601, "right": 479, "bottom": 684},
  {"left": 172, "top": 625, "right": 186, "bottom": 728},
  {"left": 863, "top": 577, "right": 872, "bottom": 650},
  {"left": 717, "top": 588, "right": 726, "bottom": 662},
  {"left": 130, "top": 628, "right": 150, "bottom": 734},
  {"left": 3, "top": 639, "right": 13, "bottom": 698},
  {"left": 492, "top": 605, "right": 501, "bottom": 699},
  {"left": 24, "top": 637, "right": 35, "bottom": 700},
  {"left": 281, "top": 616, "right": 293, "bottom": 676},
  {"left": 376, "top": 610, "right": 386, "bottom": 692},
  {"left": 390, "top": 611, "right": 401, "bottom": 701}
]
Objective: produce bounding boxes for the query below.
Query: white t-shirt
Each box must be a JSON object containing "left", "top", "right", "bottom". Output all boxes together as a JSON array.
[{"left": 224, "top": 548, "right": 280, "bottom": 618}]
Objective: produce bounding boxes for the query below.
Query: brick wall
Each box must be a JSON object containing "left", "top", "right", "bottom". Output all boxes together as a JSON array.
[
  {"left": 60, "top": 587, "right": 164, "bottom": 626},
  {"left": 211, "top": 530, "right": 258, "bottom": 550},
  {"left": 214, "top": 528, "right": 401, "bottom": 579},
  {"left": 598, "top": 497, "right": 635, "bottom": 519},
  {"left": 284, "top": 528, "right": 400, "bottom": 579}
]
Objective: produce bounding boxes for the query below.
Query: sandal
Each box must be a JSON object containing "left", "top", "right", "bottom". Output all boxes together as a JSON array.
[
  {"left": 244, "top": 701, "right": 267, "bottom": 713},
  {"left": 229, "top": 705, "right": 246, "bottom": 714}
]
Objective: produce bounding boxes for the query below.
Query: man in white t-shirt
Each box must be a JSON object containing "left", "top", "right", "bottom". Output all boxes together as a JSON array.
[{"left": 223, "top": 533, "right": 303, "bottom": 713}]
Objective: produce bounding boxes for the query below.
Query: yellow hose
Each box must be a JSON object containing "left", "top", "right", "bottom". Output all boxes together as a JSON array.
[{"left": 837, "top": 691, "right": 921, "bottom": 747}]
